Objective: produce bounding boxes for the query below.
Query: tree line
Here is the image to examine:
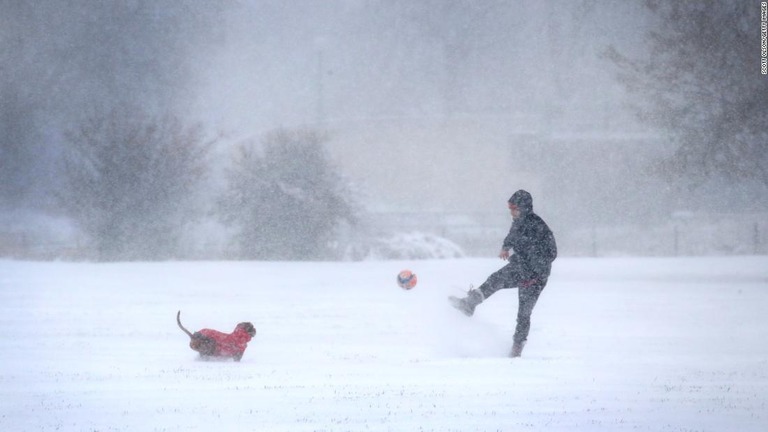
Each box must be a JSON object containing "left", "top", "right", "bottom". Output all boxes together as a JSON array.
[{"left": 60, "top": 106, "right": 356, "bottom": 261}]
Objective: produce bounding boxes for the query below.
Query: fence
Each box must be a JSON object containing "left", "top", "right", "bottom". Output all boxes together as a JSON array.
[
  {"left": 370, "top": 211, "right": 768, "bottom": 258},
  {"left": 1, "top": 212, "right": 766, "bottom": 260},
  {"left": 562, "top": 219, "right": 767, "bottom": 257}
]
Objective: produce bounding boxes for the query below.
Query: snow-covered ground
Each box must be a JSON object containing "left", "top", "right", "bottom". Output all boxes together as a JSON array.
[{"left": 1, "top": 256, "right": 767, "bottom": 431}]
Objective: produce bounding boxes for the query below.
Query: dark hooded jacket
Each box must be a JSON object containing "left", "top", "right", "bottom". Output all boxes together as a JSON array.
[{"left": 502, "top": 190, "right": 557, "bottom": 280}]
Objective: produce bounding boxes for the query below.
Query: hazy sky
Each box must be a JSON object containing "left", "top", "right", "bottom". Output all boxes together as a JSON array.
[{"left": 186, "top": 0, "right": 656, "bottom": 227}]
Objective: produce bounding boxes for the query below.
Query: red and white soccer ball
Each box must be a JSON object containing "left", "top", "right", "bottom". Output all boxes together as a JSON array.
[{"left": 397, "top": 270, "right": 417, "bottom": 290}]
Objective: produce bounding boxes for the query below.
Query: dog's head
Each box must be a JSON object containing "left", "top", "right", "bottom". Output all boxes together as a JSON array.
[{"left": 236, "top": 322, "right": 257, "bottom": 338}]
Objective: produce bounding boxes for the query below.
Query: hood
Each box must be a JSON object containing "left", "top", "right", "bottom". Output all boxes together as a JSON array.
[{"left": 508, "top": 189, "right": 533, "bottom": 214}]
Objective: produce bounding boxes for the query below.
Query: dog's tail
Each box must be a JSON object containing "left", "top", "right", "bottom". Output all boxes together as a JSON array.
[{"left": 176, "top": 310, "right": 194, "bottom": 338}]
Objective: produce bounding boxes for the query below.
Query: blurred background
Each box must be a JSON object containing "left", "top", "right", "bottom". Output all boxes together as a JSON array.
[{"left": 2, "top": 0, "right": 766, "bottom": 260}]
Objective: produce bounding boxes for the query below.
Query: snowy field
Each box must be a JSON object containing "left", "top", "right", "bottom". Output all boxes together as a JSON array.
[{"left": 1, "top": 256, "right": 767, "bottom": 432}]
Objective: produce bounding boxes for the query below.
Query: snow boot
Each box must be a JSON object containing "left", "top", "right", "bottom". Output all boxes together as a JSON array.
[
  {"left": 510, "top": 340, "right": 526, "bottom": 358},
  {"left": 448, "top": 289, "right": 485, "bottom": 317}
]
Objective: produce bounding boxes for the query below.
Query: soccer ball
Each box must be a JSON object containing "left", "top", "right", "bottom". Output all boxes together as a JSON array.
[{"left": 397, "top": 270, "right": 417, "bottom": 290}]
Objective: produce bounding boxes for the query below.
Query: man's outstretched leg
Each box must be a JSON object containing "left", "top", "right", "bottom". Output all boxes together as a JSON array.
[{"left": 448, "top": 260, "right": 524, "bottom": 316}]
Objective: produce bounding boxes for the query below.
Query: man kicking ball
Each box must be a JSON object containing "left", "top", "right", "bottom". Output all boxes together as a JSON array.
[{"left": 449, "top": 190, "right": 557, "bottom": 358}]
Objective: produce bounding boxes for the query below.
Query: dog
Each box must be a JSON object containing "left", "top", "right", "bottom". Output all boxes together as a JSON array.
[{"left": 176, "top": 311, "right": 256, "bottom": 361}]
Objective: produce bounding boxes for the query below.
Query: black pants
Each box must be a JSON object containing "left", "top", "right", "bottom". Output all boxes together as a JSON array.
[{"left": 477, "top": 259, "right": 547, "bottom": 343}]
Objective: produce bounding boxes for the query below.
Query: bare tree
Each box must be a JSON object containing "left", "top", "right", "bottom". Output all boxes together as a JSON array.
[
  {"left": 0, "top": 1, "right": 61, "bottom": 210},
  {"left": 219, "top": 129, "right": 357, "bottom": 260},
  {"left": 0, "top": 88, "right": 39, "bottom": 209},
  {"left": 605, "top": 1, "right": 768, "bottom": 187},
  {"left": 60, "top": 107, "right": 214, "bottom": 261},
  {"left": 0, "top": 1, "right": 229, "bottom": 213}
]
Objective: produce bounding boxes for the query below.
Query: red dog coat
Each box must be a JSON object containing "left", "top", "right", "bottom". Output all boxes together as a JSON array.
[{"left": 196, "top": 323, "right": 254, "bottom": 357}]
